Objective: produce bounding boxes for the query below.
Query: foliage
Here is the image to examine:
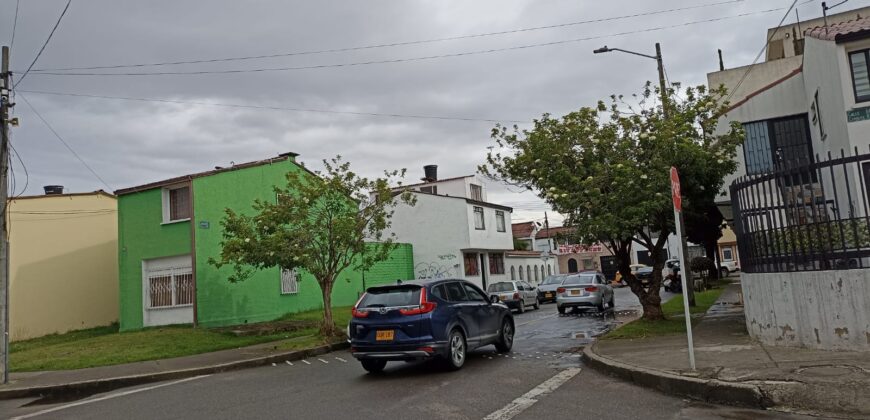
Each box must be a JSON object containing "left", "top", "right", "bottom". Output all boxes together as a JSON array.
[
  {"left": 603, "top": 287, "right": 725, "bottom": 339},
  {"left": 690, "top": 256, "right": 716, "bottom": 273},
  {"left": 209, "top": 156, "right": 415, "bottom": 335},
  {"left": 481, "top": 82, "right": 743, "bottom": 320},
  {"left": 513, "top": 237, "right": 530, "bottom": 250}
]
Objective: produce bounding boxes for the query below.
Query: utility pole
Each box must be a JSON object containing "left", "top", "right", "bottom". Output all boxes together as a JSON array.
[
  {"left": 0, "top": 46, "right": 11, "bottom": 384},
  {"left": 655, "top": 43, "right": 669, "bottom": 120}
]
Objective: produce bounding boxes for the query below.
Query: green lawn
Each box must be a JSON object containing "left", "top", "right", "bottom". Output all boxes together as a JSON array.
[
  {"left": 10, "top": 306, "right": 351, "bottom": 372},
  {"left": 604, "top": 288, "right": 725, "bottom": 340}
]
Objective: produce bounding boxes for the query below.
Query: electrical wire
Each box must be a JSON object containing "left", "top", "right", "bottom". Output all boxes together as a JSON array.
[
  {"left": 14, "top": 0, "right": 71, "bottom": 88},
  {"left": 9, "top": 0, "right": 21, "bottom": 49},
  {"left": 21, "top": 7, "right": 787, "bottom": 78},
  {"left": 28, "top": 0, "right": 745, "bottom": 73},
  {"left": 9, "top": 142, "right": 28, "bottom": 198},
  {"left": 17, "top": 89, "right": 528, "bottom": 123},
  {"left": 17, "top": 93, "right": 114, "bottom": 191}
]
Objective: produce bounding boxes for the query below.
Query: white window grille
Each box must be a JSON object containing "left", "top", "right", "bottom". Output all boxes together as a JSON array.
[
  {"left": 147, "top": 267, "right": 193, "bottom": 308},
  {"left": 281, "top": 268, "right": 299, "bottom": 294}
]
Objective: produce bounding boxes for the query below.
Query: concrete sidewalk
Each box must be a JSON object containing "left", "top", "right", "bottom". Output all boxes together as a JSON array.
[
  {"left": 585, "top": 281, "right": 870, "bottom": 418},
  {"left": 0, "top": 337, "right": 347, "bottom": 400}
]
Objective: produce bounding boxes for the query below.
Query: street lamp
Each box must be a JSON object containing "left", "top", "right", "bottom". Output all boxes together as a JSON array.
[{"left": 593, "top": 42, "right": 669, "bottom": 119}]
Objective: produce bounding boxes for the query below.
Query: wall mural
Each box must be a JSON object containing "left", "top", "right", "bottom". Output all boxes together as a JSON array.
[{"left": 415, "top": 254, "right": 459, "bottom": 279}]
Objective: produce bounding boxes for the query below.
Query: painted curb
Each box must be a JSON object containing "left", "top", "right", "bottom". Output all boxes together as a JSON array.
[
  {"left": 0, "top": 341, "right": 349, "bottom": 401},
  {"left": 581, "top": 343, "right": 770, "bottom": 408}
]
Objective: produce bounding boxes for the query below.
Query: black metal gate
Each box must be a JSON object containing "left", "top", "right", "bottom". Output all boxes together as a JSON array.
[{"left": 599, "top": 255, "right": 618, "bottom": 279}]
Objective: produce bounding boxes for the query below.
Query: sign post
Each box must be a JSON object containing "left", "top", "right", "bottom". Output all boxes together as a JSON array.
[{"left": 671, "top": 167, "right": 696, "bottom": 370}]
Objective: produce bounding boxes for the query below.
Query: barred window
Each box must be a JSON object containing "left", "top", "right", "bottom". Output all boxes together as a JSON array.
[
  {"left": 147, "top": 268, "right": 193, "bottom": 308},
  {"left": 281, "top": 268, "right": 299, "bottom": 294}
]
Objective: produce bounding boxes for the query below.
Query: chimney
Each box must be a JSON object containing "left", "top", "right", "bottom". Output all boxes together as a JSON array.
[
  {"left": 43, "top": 185, "right": 64, "bottom": 195},
  {"left": 423, "top": 165, "right": 438, "bottom": 182}
]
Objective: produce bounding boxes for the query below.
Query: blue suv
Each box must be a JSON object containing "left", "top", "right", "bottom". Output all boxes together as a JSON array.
[{"left": 349, "top": 279, "right": 515, "bottom": 373}]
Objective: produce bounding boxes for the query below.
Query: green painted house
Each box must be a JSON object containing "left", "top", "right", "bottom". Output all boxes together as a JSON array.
[{"left": 116, "top": 153, "right": 414, "bottom": 331}]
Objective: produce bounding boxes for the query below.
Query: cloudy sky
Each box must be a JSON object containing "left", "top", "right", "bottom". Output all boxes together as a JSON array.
[{"left": 3, "top": 0, "right": 862, "bottom": 225}]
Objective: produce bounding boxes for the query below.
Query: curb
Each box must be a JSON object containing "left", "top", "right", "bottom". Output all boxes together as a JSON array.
[
  {"left": 581, "top": 343, "right": 770, "bottom": 409},
  {"left": 0, "top": 341, "right": 349, "bottom": 401}
]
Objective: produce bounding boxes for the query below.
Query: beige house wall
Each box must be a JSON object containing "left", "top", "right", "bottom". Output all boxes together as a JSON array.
[{"left": 8, "top": 192, "right": 118, "bottom": 340}]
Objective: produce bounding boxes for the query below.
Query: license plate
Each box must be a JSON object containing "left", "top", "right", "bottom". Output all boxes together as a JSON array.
[
  {"left": 545, "top": 292, "right": 553, "bottom": 298},
  {"left": 570, "top": 289, "right": 581, "bottom": 296},
  {"left": 376, "top": 330, "right": 394, "bottom": 341}
]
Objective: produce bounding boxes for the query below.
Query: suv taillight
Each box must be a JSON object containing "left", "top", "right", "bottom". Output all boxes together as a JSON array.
[
  {"left": 556, "top": 287, "right": 566, "bottom": 293},
  {"left": 352, "top": 293, "right": 369, "bottom": 318},
  {"left": 399, "top": 287, "right": 437, "bottom": 315}
]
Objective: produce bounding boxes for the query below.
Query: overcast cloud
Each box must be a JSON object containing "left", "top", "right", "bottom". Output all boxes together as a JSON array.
[{"left": 3, "top": 0, "right": 861, "bottom": 225}]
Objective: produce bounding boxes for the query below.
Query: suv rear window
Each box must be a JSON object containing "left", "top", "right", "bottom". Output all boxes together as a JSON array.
[
  {"left": 487, "top": 282, "right": 515, "bottom": 292},
  {"left": 562, "top": 275, "right": 595, "bottom": 285},
  {"left": 359, "top": 286, "right": 421, "bottom": 308}
]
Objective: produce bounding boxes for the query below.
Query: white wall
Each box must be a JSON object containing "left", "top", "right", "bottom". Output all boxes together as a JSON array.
[
  {"left": 467, "top": 202, "right": 513, "bottom": 250},
  {"left": 742, "top": 270, "right": 870, "bottom": 351},
  {"left": 506, "top": 256, "right": 557, "bottom": 285},
  {"left": 708, "top": 56, "right": 803, "bottom": 106}
]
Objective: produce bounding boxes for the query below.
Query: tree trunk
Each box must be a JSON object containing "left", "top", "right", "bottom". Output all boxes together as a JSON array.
[
  {"left": 319, "top": 277, "right": 339, "bottom": 337},
  {"left": 705, "top": 240, "right": 719, "bottom": 282},
  {"left": 614, "top": 242, "right": 665, "bottom": 321}
]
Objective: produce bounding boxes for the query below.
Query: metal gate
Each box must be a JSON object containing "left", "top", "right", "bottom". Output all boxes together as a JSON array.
[{"left": 599, "top": 255, "right": 618, "bottom": 280}]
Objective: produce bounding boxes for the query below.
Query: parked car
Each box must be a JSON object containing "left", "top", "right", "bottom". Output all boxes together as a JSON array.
[
  {"left": 634, "top": 266, "right": 655, "bottom": 288},
  {"left": 555, "top": 272, "right": 614, "bottom": 314},
  {"left": 487, "top": 281, "right": 540, "bottom": 313},
  {"left": 719, "top": 260, "right": 739, "bottom": 278},
  {"left": 349, "top": 279, "right": 515, "bottom": 373},
  {"left": 613, "top": 264, "right": 647, "bottom": 286},
  {"left": 537, "top": 274, "right": 567, "bottom": 303}
]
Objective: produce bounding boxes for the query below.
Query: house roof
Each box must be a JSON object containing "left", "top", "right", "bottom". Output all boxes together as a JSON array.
[
  {"left": 114, "top": 152, "right": 299, "bottom": 196},
  {"left": 511, "top": 222, "right": 573, "bottom": 239},
  {"left": 806, "top": 16, "right": 870, "bottom": 42},
  {"left": 398, "top": 174, "right": 475, "bottom": 189},
  {"left": 725, "top": 65, "right": 803, "bottom": 113},
  {"left": 10, "top": 190, "right": 115, "bottom": 201}
]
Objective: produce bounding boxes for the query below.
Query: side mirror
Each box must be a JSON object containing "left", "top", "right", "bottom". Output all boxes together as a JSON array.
[{"left": 490, "top": 295, "right": 500, "bottom": 304}]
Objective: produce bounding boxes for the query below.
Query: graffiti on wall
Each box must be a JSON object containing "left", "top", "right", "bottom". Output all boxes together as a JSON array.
[{"left": 415, "top": 254, "right": 459, "bottom": 279}]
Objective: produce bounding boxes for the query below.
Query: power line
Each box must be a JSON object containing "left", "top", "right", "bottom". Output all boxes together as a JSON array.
[
  {"left": 20, "top": 7, "right": 787, "bottom": 78},
  {"left": 18, "top": 89, "right": 528, "bottom": 123},
  {"left": 9, "top": 142, "right": 28, "bottom": 198},
  {"left": 9, "top": 0, "right": 20, "bottom": 49},
  {"left": 14, "top": 0, "right": 71, "bottom": 88},
  {"left": 28, "top": 0, "right": 744, "bottom": 73},
  {"left": 17, "top": 93, "right": 114, "bottom": 191}
]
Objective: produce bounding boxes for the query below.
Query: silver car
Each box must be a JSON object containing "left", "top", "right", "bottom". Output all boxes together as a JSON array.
[
  {"left": 555, "top": 272, "right": 614, "bottom": 314},
  {"left": 487, "top": 281, "right": 539, "bottom": 313}
]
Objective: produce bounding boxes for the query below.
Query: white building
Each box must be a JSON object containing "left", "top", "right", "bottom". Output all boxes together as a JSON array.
[{"left": 385, "top": 166, "right": 515, "bottom": 289}]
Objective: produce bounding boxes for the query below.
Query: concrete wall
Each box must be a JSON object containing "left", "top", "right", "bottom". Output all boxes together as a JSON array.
[
  {"left": 505, "top": 256, "right": 557, "bottom": 285},
  {"left": 9, "top": 193, "right": 118, "bottom": 340},
  {"left": 708, "top": 56, "right": 803, "bottom": 106},
  {"left": 742, "top": 270, "right": 870, "bottom": 351}
]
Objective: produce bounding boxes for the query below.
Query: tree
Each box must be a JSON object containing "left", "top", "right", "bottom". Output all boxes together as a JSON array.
[
  {"left": 684, "top": 204, "right": 725, "bottom": 280},
  {"left": 481, "top": 83, "right": 743, "bottom": 320},
  {"left": 209, "top": 157, "right": 415, "bottom": 336},
  {"left": 513, "top": 237, "right": 530, "bottom": 250}
]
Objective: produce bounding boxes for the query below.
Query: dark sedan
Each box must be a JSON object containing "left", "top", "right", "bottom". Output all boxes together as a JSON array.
[
  {"left": 537, "top": 274, "right": 567, "bottom": 303},
  {"left": 349, "top": 279, "right": 515, "bottom": 373}
]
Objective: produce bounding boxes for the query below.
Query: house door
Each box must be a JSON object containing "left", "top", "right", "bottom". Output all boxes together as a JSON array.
[
  {"left": 479, "top": 253, "right": 488, "bottom": 290},
  {"left": 567, "top": 258, "right": 578, "bottom": 273},
  {"left": 142, "top": 254, "right": 194, "bottom": 327}
]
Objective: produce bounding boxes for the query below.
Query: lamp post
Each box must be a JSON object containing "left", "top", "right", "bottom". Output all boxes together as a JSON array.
[{"left": 593, "top": 43, "right": 669, "bottom": 119}]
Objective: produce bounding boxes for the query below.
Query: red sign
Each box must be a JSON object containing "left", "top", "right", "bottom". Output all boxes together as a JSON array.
[
  {"left": 670, "top": 167, "right": 682, "bottom": 212},
  {"left": 557, "top": 244, "right": 603, "bottom": 254}
]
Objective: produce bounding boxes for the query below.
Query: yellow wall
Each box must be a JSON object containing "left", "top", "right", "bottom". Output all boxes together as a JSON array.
[{"left": 8, "top": 192, "right": 118, "bottom": 340}]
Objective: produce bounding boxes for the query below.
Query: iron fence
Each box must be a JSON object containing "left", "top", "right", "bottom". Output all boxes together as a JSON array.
[{"left": 730, "top": 147, "right": 870, "bottom": 273}]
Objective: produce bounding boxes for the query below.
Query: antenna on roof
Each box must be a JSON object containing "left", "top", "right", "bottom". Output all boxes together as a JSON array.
[{"left": 823, "top": 0, "right": 851, "bottom": 34}]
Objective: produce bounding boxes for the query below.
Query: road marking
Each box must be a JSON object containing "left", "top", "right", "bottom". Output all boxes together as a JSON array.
[
  {"left": 334, "top": 357, "right": 347, "bottom": 363},
  {"left": 481, "top": 368, "right": 581, "bottom": 420},
  {"left": 318, "top": 358, "right": 329, "bottom": 364},
  {"left": 286, "top": 361, "right": 293, "bottom": 366},
  {"left": 515, "top": 313, "right": 556, "bottom": 327},
  {"left": 302, "top": 360, "right": 312, "bottom": 365},
  {"left": 10, "top": 375, "right": 211, "bottom": 420}
]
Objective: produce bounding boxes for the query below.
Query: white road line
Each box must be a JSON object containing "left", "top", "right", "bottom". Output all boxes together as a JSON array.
[
  {"left": 10, "top": 375, "right": 211, "bottom": 420},
  {"left": 286, "top": 361, "right": 293, "bottom": 366},
  {"left": 481, "top": 368, "right": 581, "bottom": 420},
  {"left": 515, "top": 314, "right": 556, "bottom": 327},
  {"left": 318, "top": 358, "right": 329, "bottom": 364},
  {"left": 334, "top": 357, "right": 347, "bottom": 363},
  {"left": 302, "top": 360, "right": 312, "bottom": 365}
]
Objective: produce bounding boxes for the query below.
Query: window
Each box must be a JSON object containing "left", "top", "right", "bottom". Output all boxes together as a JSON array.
[
  {"left": 742, "top": 115, "right": 814, "bottom": 181},
  {"left": 547, "top": 265, "right": 552, "bottom": 275},
  {"left": 495, "top": 211, "right": 506, "bottom": 232},
  {"left": 722, "top": 247, "right": 734, "bottom": 261},
  {"left": 464, "top": 253, "right": 479, "bottom": 276},
  {"left": 582, "top": 259, "right": 593, "bottom": 269},
  {"left": 431, "top": 284, "right": 446, "bottom": 300},
  {"left": 540, "top": 265, "right": 545, "bottom": 282},
  {"left": 489, "top": 253, "right": 505, "bottom": 275},
  {"left": 420, "top": 185, "right": 437, "bottom": 194},
  {"left": 519, "top": 265, "right": 524, "bottom": 280},
  {"left": 567, "top": 258, "right": 578, "bottom": 273},
  {"left": 444, "top": 282, "right": 468, "bottom": 301},
  {"left": 147, "top": 268, "right": 193, "bottom": 308},
  {"left": 526, "top": 266, "right": 532, "bottom": 281},
  {"left": 463, "top": 284, "right": 487, "bottom": 302},
  {"left": 163, "top": 185, "right": 191, "bottom": 223},
  {"left": 534, "top": 266, "right": 539, "bottom": 282},
  {"left": 473, "top": 206, "right": 485, "bottom": 230},
  {"left": 280, "top": 268, "right": 299, "bottom": 294},
  {"left": 743, "top": 121, "right": 773, "bottom": 175},
  {"left": 510, "top": 266, "right": 516, "bottom": 280},
  {"left": 849, "top": 49, "right": 870, "bottom": 103},
  {"left": 470, "top": 184, "right": 483, "bottom": 201}
]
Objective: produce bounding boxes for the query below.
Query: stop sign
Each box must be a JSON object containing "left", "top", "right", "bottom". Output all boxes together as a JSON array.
[{"left": 670, "top": 167, "right": 682, "bottom": 212}]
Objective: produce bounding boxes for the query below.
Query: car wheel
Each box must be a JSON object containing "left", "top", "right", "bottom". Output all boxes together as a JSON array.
[
  {"left": 533, "top": 299, "right": 540, "bottom": 310},
  {"left": 557, "top": 305, "right": 566, "bottom": 314},
  {"left": 517, "top": 301, "right": 526, "bottom": 314},
  {"left": 445, "top": 329, "right": 467, "bottom": 370},
  {"left": 360, "top": 359, "right": 387, "bottom": 374},
  {"left": 495, "top": 319, "right": 514, "bottom": 352},
  {"left": 720, "top": 268, "right": 729, "bottom": 279},
  {"left": 597, "top": 299, "right": 606, "bottom": 313}
]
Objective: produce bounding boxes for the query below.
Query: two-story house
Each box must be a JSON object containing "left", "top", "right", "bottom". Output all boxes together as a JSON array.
[
  {"left": 386, "top": 166, "right": 520, "bottom": 289},
  {"left": 116, "top": 153, "right": 414, "bottom": 330}
]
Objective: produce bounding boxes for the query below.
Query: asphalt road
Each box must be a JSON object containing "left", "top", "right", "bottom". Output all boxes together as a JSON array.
[{"left": 2, "top": 288, "right": 814, "bottom": 420}]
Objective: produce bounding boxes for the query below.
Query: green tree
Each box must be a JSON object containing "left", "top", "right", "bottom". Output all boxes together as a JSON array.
[
  {"left": 513, "top": 237, "right": 530, "bottom": 250},
  {"left": 209, "top": 157, "right": 415, "bottom": 336},
  {"left": 481, "top": 83, "right": 743, "bottom": 320}
]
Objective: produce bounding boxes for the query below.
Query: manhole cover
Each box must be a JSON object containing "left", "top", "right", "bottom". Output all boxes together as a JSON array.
[{"left": 795, "top": 366, "right": 858, "bottom": 377}]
